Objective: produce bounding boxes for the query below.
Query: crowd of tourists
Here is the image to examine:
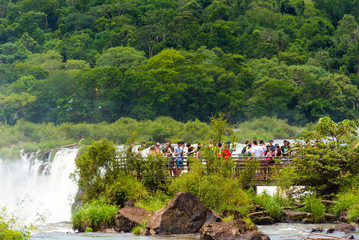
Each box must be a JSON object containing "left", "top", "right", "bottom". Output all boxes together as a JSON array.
[{"left": 138, "top": 139, "right": 292, "bottom": 161}]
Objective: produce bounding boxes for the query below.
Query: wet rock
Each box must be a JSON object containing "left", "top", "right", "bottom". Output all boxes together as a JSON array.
[
  {"left": 115, "top": 206, "right": 152, "bottom": 232},
  {"left": 282, "top": 210, "right": 312, "bottom": 223},
  {"left": 97, "top": 222, "right": 112, "bottom": 232},
  {"left": 326, "top": 228, "right": 335, "bottom": 233},
  {"left": 339, "top": 211, "right": 348, "bottom": 223},
  {"left": 334, "top": 223, "right": 356, "bottom": 234},
  {"left": 311, "top": 227, "right": 323, "bottom": 233},
  {"left": 146, "top": 192, "right": 221, "bottom": 234},
  {"left": 252, "top": 216, "right": 275, "bottom": 225},
  {"left": 325, "top": 213, "right": 335, "bottom": 223},
  {"left": 342, "top": 234, "right": 355, "bottom": 239},
  {"left": 301, "top": 218, "right": 313, "bottom": 224},
  {"left": 199, "top": 220, "right": 270, "bottom": 240},
  {"left": 241, "top": 231, "right": 271, "bottom": 240}
]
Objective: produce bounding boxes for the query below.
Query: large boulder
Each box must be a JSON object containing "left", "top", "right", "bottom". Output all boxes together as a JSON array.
[
  {"left": 200, "top": 220, "right": 270, "bottom": 240},
  {"left": 146, "top": 192, "right": 221, "bottom": 234},
  {"left": 334, "top": 223, "right": 356, "bottom": 234},
  {"left": 115, "top": 206, "right": 152, "bottom": 232}
]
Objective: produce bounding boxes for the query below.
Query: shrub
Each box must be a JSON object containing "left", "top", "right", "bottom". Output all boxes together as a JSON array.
[
  {"left": 331, "top": 191, "right": 359, "bottom": 221},
  {"left": 169, "top": 159, "right": 253, "bottom": 214},
  {"left": 0, "top": 209, "right": 30, "bottom": 240},
  {"left": 135, "top": 191, "right": 171, "bottom": 212},
  {"left": 72, "top": 199, "right": 118, "bottom": 232},
  {"left": 299, "top": 195, "right": 326, "bottom": 223},
  {"left": 73, "top": 139, "right": 148, "bottom": 205},
  {"left": 253, "top": 193, "right": 287, "bottom": 220}
]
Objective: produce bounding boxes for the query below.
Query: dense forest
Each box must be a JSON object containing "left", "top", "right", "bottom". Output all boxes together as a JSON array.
[{"left": 0, "top": 0, "right": 358, "bottom": 125}]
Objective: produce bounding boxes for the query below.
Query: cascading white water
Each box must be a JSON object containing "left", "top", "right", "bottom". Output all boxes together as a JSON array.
[{"left": 0, "top": 148, "right": 79, "bottom": 225}]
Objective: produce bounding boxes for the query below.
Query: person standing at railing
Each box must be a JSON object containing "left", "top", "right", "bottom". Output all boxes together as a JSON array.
[
  {"left": 174, "top": 141, "right": 184, "bottom": 175},
  {"left": 281, "top": 140, "right": 291, "bottom": 156},
  {"left": 226, "top": 141, "right": 236, "bottom": 155},
  {"left": 164, "top": 141, "right": 174, "bottom": 176},
  {"left": 251, "top": 140, "right": 263, "bottom": 158},
  {"left": 274, "top": 144, "right": 282, "bottom": 156},
  {"left": 241, "top": 141, "right": 250, "bottom": 156}
]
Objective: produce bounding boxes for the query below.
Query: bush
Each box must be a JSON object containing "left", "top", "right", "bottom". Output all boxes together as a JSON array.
[
  {"left": 169, "top": 159, "right": 253, "bottom": 214},
  {"left": 331, "top": 191, "right": 359, "bottom": 221},
  {"left": 135, "top": 191, "right": 171, "bottom": 212},
  {"left": 299, "top": 195, "right": 326, "bottom": 223},
  {"left": 73, "top": 139, "right": 148, "bottom": 205},
  {"left": 253, "top": 193, "right": 288, "bottom": 220},
  {"left": 0, "top": 209, "right": 30, "bottom": 240},
  {"left": 72, "top": 199, "right": 118, "bottom": 232}
]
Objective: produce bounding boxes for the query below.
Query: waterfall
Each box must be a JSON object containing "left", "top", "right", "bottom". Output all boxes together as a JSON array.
[{"left": 0, "top": 148, "right": 79, "bottom": 225}]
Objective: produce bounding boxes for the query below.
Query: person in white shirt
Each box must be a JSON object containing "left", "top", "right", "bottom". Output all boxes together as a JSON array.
[{"left": 251, "top": 140, "right": 264, "bottom": 158}]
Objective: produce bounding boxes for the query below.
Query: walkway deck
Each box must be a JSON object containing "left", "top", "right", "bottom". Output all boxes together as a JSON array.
[{"left": 165, "top": 155, "right": 294, "bottom": 186}]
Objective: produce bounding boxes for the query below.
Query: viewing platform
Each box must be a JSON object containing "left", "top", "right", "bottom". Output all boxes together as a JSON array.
[{"left": 163, "top": 155, "right": 294, "bottom": 186}]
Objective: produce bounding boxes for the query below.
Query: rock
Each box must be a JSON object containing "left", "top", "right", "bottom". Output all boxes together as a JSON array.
[
  {"left": 97, "top": 222, "right": 111, "bottom": 232},
  {"left": 199, "top": 220, "right": 270, "bottom": 240},
  {"left": 342, "top": 234, "right": 355, "bottom": 239},
  {"left": 325, "top": 213, "right": 335, "bottom": 223},
  {"left": 252, "top": 216, "right": 275, "bottom": 225},
  {"left": 311, "top": 227, "right": 323, "bottom": 233},
  {"left": 241, "top": 231, "right": 271, "bottom": 240},
  {"left": 222, "top": 209, "right": 242, "bottom": 220},
  {"left": 326, "top": 228, "right": 334, "bottom": 233},
  {"left": 146, "top": 192, "right": 221, "bottom": 234},
  {"left": 115, "top": 206, "right": 152, "bottom": 232},
  {"left": 282, "top": 210, "right": 312, "bottom": 222},
  {"left": 301, "top": 218, "right": 313, "bottom": 224},
  {"left": 339, "top": 211, "right": 348, "bottom": 223},
  {"left": 334, "top": 223, "right": 356, "bottom": 233}
]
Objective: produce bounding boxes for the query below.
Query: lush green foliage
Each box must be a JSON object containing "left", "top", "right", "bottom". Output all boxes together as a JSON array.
[
  {"left": 277, "top": 117, "right": 359, "bottom": 198},
  {"left": 253, "top": 193, "right": 290, "bottom": 220},
  {"left": 236, "top": 117, "right": 298, "bottom": 141},
  {"left": 169, "top": 158, "right": 253, "bottom": 214},
  {"left": 0, "top": 0, "right": 357, "bottom": 125},
  {"left": 0, "top": 208, "right": 30, "bottom": 240},
  {"left": 299, "top": 196, "right": 326, "bottom": 223},
  {"left": 72, "top": 139, "right": 148, "bottom": 205},
  {"left": 72, "top": 199, "right": 118, "bottom": 232}
]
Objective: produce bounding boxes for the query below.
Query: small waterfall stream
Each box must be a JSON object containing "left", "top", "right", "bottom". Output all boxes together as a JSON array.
[{"left": 0, "top": 148, "right": 79, "bottom": 225}]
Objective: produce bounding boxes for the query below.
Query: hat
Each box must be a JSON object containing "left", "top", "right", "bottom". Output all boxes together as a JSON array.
[
  {"left": 269, "top": 140, "right": 274, "bottom": 142},
  {"left": 226, "top": 141, "right": 231, "bottom": 144}
]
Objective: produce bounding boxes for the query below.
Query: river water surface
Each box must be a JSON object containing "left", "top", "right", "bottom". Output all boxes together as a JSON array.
[{"left": 30, "top": 223, "right": 358, "bottom": 240}]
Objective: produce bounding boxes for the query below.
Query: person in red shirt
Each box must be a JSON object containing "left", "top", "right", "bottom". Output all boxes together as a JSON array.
[{"left": 218, "top": 143, "right": 231, "bottom": 161}]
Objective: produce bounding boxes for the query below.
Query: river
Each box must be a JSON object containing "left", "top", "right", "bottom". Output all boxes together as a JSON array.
[{"left": 31, "top": 223, "right": 358, "bottom": 239}]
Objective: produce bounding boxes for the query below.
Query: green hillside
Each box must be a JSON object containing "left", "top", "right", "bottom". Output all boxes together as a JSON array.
[{"left": 0, "top": 0, "right": 358, "bottom": 125}]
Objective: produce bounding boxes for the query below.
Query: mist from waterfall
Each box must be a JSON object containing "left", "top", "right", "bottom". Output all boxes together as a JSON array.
[{"left": 0, "top": 148, "right": 79, "bottom": 225}]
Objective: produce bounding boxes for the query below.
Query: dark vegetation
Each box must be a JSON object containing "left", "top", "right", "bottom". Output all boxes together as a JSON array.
[{"left": 0, "top": 0, "right": 357, "bottom": 126}]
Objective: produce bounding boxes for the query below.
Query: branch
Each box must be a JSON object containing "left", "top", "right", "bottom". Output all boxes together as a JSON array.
[{"left": 35, "top": 138, "right": 85, "bottom": 159}]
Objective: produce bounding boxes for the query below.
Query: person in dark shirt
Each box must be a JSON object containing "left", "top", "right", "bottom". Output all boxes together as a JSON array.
[{"left": 281, "top": 140, "right": 291, "bottom": 156}]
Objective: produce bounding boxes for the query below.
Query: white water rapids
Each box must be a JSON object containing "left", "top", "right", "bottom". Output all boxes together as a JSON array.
[{"left": 0, "top": 148, "right": 79, "bottom": 225}]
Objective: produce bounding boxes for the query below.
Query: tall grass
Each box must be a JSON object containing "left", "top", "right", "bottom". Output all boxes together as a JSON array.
[
  {"left": 253, "top": 193, "right": 290, "bottom": 220},
  {"left": 72, "top": 199, "right": 118, "bottom": 232}
]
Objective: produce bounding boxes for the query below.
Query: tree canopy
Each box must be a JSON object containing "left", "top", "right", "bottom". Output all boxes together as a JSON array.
[{"left": 0, "top": 0, "right": 358, "bottom": 124}]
